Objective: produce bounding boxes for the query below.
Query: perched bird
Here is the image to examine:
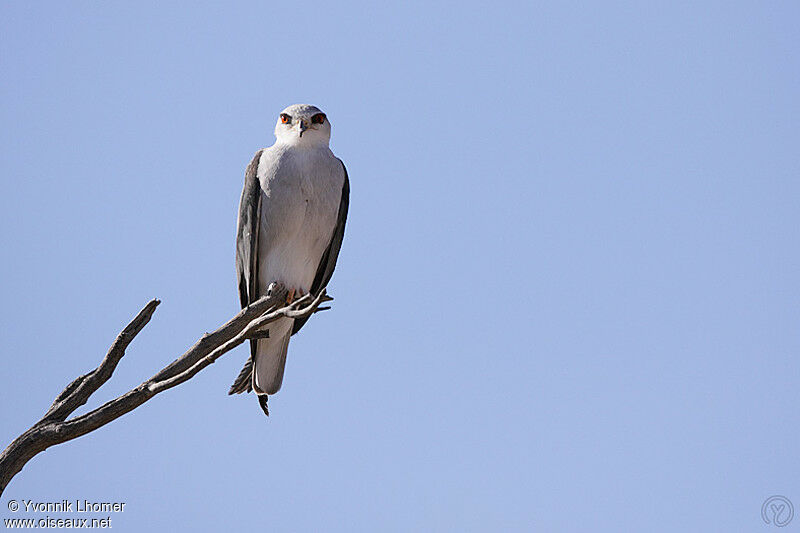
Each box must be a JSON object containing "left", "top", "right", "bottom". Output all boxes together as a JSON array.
[{"left": 229, "top": 104, "right": 349, "bottom": 416}]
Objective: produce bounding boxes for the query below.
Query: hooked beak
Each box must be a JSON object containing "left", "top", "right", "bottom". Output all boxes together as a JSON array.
[{"left": 297, "top": 119, "right": 308, "bottom": 137}]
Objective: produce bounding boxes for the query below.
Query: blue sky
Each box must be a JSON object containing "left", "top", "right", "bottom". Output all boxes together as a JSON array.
[{"left": 1, "top": 1, "right": 798, "bottom": 531}]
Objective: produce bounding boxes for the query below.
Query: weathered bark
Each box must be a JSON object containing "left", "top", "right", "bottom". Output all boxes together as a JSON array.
[{"left": 0, "top": 284, "right": 331, "bottom": 495}]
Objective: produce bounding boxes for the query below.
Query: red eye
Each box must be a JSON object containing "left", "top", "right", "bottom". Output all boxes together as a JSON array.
[
  {"left": 311, "top": 113, "right": 326, "bottom": 124},
  {"left": 280, "top": 114, "right": 291, "bottom": 124}
]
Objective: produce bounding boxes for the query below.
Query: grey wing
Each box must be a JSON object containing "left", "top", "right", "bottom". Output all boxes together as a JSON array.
[
  {"left": 292, "top": 160, "right": 350, "bottom": 335},
  {"left": 229, "top": 149, "right": 264, "bottom": 395}
]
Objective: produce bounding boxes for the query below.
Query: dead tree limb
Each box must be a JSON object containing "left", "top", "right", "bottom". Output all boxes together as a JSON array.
[{"left": 0, "top": 283, "right": 332, "bottom": 496}]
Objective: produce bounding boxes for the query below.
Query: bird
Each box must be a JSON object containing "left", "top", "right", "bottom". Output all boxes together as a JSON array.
[{"left": 229, "top": 104, "right": 349, "bottom": 416}]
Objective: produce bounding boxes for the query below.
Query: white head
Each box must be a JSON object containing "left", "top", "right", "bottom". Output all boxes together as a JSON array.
[{"left": 274, "top": 104, "right": 331, "bottom": 147}]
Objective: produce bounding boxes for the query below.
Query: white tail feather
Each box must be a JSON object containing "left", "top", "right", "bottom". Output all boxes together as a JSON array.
[{"left": 252, "top": 317, "right": 293, "bottom": 395}]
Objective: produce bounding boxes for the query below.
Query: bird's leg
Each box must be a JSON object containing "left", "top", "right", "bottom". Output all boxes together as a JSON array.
[{"left": 284, "top": 286, "right": 310, "bottom": 305}]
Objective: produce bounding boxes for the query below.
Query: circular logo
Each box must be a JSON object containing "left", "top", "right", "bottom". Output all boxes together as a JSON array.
[{"left": 762, "top": 496, "right": 794, "bottom": 527}]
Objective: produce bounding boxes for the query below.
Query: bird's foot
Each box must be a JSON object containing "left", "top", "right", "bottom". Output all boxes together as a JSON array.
[{"left": 285, "top": 287, "right": 308, "bottom": 305}]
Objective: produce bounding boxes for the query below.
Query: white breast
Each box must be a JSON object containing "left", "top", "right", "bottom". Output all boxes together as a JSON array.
[{"left": 256, "top": 145, "right": 344, "bottom": 295}]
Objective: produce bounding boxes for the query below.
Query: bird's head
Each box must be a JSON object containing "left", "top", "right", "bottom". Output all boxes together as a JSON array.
[{"left": 274, "top": 104, "right": 331, "bottom": 147}]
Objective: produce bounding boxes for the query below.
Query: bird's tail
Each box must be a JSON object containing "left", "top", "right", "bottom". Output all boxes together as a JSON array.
[
  {"left": 228, "top": 316, "right": 294, "bottom": 396},
  {"left": 252, "top": 317, "right": 292, "bottom": 395},
  {"left": 228, "top": 317, "right": 292, "bottom": 417}
]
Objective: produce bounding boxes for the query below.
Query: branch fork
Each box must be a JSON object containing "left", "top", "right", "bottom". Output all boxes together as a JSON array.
[{"left": 0, "top": 283, "right": 332, "bottom": 495}]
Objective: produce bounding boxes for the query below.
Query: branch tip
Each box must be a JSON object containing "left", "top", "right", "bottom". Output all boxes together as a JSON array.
[{"left": 0, "top": 287, "right": 334, "bottom": 496}]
